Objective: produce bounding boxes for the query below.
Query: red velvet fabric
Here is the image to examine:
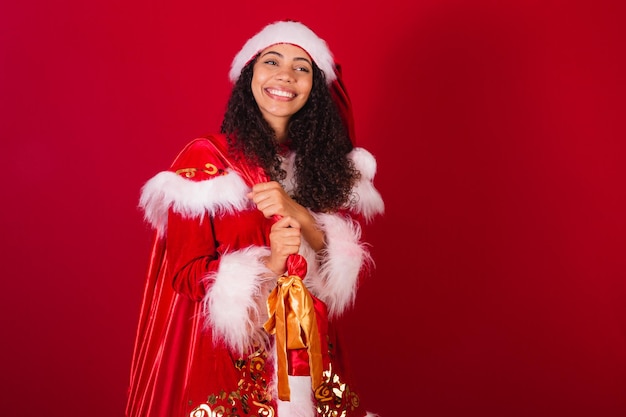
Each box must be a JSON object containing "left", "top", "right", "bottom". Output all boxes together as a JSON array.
[
  {"left": 127, "top": 136, "right": 276, "bottom": 416},
  {"left": 330, "top": 64, "right": 356, "bottom": 146},
  {"left": 126, "top": 135, "right": 370, "bottom": 416}
]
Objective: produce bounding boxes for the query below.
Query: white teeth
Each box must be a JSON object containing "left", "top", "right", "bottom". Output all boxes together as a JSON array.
[{"left": 267, "top": 89, "right": 294, "bottom": 98}]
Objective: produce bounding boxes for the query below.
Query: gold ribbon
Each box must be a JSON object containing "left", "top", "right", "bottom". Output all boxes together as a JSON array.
[{"left": 263, "top": 274, "right": 323, "bottom": 401}]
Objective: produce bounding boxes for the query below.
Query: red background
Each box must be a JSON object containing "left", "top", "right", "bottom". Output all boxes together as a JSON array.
[{"left": 1, "top": 1, "right": 624, "bottom": 416}]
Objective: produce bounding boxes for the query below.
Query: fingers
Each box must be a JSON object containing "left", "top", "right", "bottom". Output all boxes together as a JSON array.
[
  {"left": 270, "top": 217, "right": 301, "bottom": 252},
  {"left": 248, "top": 181, "right": 283, "bottom": 202},
  {"left": 273, "top": 215, "right": 300, "bottom": 230},
  {"left": 248, "top": 181, "right": 292, "bottom": 219},
  {"left": 266, "top": 216, "right": 301, "bottom": 275},
  {"left": 251, "top": 181, "right": 282, "bottom": 193}
]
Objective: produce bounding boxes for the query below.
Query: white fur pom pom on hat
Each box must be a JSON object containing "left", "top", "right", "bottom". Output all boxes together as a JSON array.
[{"left": 229, "top": 20, "right": 337, "bottom": 85}]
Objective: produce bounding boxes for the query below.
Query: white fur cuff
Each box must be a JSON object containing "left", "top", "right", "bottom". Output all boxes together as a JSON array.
[
  {"left": 202, "top": 246, "right": 274, "bottom": 353},
  {"left": 309, "top": 213, "right": 372, "bottom": 318}
]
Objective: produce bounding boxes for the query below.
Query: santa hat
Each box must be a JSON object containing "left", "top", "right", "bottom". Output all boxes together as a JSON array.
[
  {"left": 229, "top": 20, "right": 337, "bottom": 85},
  {"left": 229, "top": 20, "right": 356, "bottom": 143}
]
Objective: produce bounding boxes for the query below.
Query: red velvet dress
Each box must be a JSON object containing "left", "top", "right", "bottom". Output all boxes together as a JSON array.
[{"left": 126, "top": 135, "right": 384, "bottom": 417}]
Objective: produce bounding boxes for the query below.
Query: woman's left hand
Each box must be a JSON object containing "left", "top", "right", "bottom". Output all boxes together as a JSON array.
[
  {"left": 248, "top": 181, "right": 303, "bottom": 219},
  {"left": 249, "top": 181, "right": 326, "bottom": 252}
]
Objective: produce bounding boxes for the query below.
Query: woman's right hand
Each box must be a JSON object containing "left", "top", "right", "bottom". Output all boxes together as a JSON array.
[{"left": 264, "top": 215, "right": 301, "bottom": 276}]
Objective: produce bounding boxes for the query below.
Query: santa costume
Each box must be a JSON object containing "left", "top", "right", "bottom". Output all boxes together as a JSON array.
[{"left": 126, "top": 21, "right": 384, "bottom": 417}]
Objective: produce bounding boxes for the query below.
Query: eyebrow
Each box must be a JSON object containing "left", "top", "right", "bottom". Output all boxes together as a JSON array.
[{"left": 260, "top": 50, "right": 312, "bottom": 66}]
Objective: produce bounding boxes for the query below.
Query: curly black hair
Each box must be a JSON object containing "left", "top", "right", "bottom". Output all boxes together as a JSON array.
[{"left": 220, "top": 55, "right": 360, "bottom": 213}]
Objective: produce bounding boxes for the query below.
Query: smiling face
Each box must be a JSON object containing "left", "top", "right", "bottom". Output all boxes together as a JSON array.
[{"left": 251, "top": 43, "right": 314, "bottom": 141}]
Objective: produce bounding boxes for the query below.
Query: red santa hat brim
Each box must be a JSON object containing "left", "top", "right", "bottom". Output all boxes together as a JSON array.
[{"left": 229, "top": 21, "right": 337, "bottom": 85}]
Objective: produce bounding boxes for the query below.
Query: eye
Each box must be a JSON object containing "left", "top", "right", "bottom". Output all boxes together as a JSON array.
[
  {"left": 295, "top": 66, "right": 311, "bottom": 73},
  {"left": 263, "top": 59, "right": 278, "bottom": 66}
]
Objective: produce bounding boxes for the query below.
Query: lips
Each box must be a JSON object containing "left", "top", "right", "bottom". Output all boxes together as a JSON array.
[{"left": 266, "top": 88, "right": 296, "bottom": 99}]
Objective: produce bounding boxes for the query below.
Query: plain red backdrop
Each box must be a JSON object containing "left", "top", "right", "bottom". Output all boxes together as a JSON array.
[{"left": 1, "top": 1, "right": 624, "bottom": 416}]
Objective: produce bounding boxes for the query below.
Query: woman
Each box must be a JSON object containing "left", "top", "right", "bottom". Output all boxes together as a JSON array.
[{"left": 126, "top": 20, "right": 384, "bottom": 417}]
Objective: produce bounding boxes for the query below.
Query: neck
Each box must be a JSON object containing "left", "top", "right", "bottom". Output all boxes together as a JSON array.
[
  {"left": 265, "top": 118, "right": 289, "bottom": 143},
  {"left": 275, "top": 129, "right": 288, "bottom": 143}
]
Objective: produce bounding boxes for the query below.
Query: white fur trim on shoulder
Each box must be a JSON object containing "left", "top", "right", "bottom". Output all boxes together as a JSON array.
[
  {"left": 202, "top": 246, "right": 274, "bottom": 354},
  {"left": 349, "top": 148, "right": 385, "bottom": 222},
  {"left": 307, "top": 212, "right": 372, "bottom": 318},
  {"left": 139, "top": 169, "right": 251, "bottom": 237},
  {"left": 230, "top": 21, "right": 336, "bottom": 85}
]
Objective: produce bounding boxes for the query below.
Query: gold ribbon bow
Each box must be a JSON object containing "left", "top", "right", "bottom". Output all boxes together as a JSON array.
[{"left": 263, "top": 274, "right": 323, "bottom": 401}]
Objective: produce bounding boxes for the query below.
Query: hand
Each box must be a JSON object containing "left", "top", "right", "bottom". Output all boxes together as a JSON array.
[
  {"left": 248, "top": 181, "right": 303, "bottom": 220},
  {"left": 264, "top": 216, "right": 301, "bottom": 276},
  {"left": 249, "top": 181, "right": 326, "bottom": 253}
]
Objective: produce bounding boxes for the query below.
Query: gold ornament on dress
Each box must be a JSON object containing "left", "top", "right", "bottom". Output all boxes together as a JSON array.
[{"left": 176, "top": 163, "right": 223, "bottom": 178}]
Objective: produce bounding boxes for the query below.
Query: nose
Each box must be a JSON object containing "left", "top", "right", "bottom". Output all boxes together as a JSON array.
[{"left": 275, "top": 68, "right": 295, "bottom": 83}]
